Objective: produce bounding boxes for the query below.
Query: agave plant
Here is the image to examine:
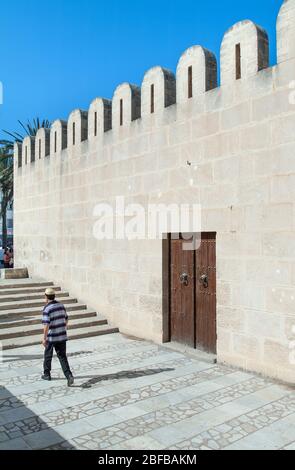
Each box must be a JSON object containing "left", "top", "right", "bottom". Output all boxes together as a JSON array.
[{"left": 0, "top": 118, "right": 51, "bottom": 248}]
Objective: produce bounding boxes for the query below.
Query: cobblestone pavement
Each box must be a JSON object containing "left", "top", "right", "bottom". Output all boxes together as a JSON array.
[{"left": 0, "top": 334, "right": 294, "bottom": 450}]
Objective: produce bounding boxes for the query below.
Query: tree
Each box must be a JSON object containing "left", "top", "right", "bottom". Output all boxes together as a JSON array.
[
  {"left": 0, "top": 149, "right": 13, "bottom": 248},
  {"left": 0, "top": 119, "right": 50, "bottom": 248}
]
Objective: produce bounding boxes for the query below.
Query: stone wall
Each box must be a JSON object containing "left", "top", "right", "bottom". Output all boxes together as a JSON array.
[{"left": 14, "top": 0, "right": 295, "bottom": 384}]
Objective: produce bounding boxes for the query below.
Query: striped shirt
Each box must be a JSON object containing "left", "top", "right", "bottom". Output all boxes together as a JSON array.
[{"left": 42, "top": 301, "right": 68, "bottom": 343}]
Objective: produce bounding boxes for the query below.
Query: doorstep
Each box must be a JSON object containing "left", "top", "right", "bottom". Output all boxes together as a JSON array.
[{"left": 159, "top": 341, "right": 217, "bottom": 364}]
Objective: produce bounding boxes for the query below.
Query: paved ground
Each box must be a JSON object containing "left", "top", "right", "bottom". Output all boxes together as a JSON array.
[{"left": 0, "top": 333, "right": 294, "bottom": 451}]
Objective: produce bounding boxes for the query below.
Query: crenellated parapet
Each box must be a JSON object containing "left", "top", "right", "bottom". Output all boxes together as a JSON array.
[
  {"left": 22, "top": 136, "right": 35, "bottom": 165},
  {"left": 277, "top": 0, "right": 295, "bottom": 63},
  {"left": 15, "top": 0, "right": 293, "bottom": 167},
  {"left": 176, "top": 46, "right": 217, "bottom": 102},
  {"left": 35, "top": 128, "right": 50, "bottom": 160},
  {"left": 141, "top": 67, "right": 176, "bottom": 117},
  {"left": 68, "top": 110, "right": 88, "bottom": 148},
  {"left": 50, "top": 120, "right": 67, "bottom": 154},
  {"left": 220, "top": 20, "right": 269, "bottom": 84},
  {"left": 88, "top": 98, "right": 112, "bottom": 140},
  {"left": 112, "top": 83, "right": 141, "bottom": 129},
  {"left": 14, "top": 143, "right": 22, "bottom": 169}
]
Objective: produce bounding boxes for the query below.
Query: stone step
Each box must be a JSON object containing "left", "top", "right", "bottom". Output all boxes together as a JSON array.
[
  {"left": 0, "top": 325, "right": 120, "bottom": 350},
  {"left": 0, "top": 309, "right": 99, "bottom": 329},
  {"left": 0, "top": 291, "right": 69, "bottom": 303},
  {"left": 0, "top": 277, "right": 120, "bottom": 349},
  {"left": 0, "top": 286, "right": 62, "bottom": 296},
  {"left": 0, "top": 302, "right": 87, "bottom": 319},
  {"left": 0, "top": 316, "right": 109, "bottom": 340},
  {"left": 0, "top": 280, "right": 54, "bottom": 290},
  {"left": 0, "top": 296, "right": 77, "bottom": 311}
]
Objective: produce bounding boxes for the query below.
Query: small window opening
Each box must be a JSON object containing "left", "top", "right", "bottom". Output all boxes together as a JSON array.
[
  {"left": 73, "top": 122, "right": 76, "bottom": 145},
  {"left": 54, "top": 132, "right": 57, "bottom": 153},
  {"left": 188, "top": 66, "right": 193, "bottom": 99},
  {"left": 236, "top": 43, "right": 241, "bottom": 80},
  {"left": 94, "top": 111, "right": 97, "bottom": 136},
  {"left": 151, "top": 84, "right": 155, "bottom": 114},
  {"left": 120, "top": 99, "right": 123, "bottom": 126},
  {"left": 39, "top": 139, "right": 41, "bottom": 159}
]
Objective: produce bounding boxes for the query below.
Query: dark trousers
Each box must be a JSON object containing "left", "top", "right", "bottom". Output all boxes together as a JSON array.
[{"left": 43, "top": 341, "right": 72, "bottom": 378}]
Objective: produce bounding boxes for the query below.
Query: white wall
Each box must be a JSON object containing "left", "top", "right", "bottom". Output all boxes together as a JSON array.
[{"left": 13, "top": 1, "right": 295, "bottom": 384}]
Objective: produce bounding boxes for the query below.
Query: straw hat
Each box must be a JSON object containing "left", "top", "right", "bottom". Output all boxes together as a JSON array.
[{"left": 45, "top": 288, "right": 55, "bottom": 296}]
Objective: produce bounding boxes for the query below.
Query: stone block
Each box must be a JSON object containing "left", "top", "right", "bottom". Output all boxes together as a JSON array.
[
  {"left": 263, "top": 339, "right": 290, "bottom": 368},
  {"left": 221, "top": 102, "right": 251, "bottom": 130},
  {"left": 192, "top": 112, "right": 220, "bottom": 139},
  {"left": 0, "top": 268, "right": 29, "bottom": 279},
  {"left": 240, "top": 123, "right": 271, "bottom": 150},
  {"left": 218, "top": 307, "right": 246, "bottom": 333},
  {"left": 233, "top": 334, "right": 262, "bottom": 360}
]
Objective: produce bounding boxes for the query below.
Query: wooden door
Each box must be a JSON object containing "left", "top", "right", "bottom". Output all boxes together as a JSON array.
[
  {"left": 195, "top": 233, "right": 217, "bottom": 353},
  {"left": 168, "top": 233, "right": 217, "bottom": 354},
  {"left": 170, "top": 238, "right": 195, "bottom": 347}
]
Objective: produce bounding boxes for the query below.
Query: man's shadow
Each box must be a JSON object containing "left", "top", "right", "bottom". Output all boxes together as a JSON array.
[
  {"left": 69, "top": 368, "right": 175, "bottom": 389},
  {"left": 1, "top": 357, "right": 175, "bottom": 389}
]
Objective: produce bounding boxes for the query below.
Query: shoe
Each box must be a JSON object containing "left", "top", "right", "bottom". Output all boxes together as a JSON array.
[
  {"left": 67, "top": 375, "right": 74, "bottom": 387},
  {"left": 41, "top": 374, "right": 51, "bottom": 381}
]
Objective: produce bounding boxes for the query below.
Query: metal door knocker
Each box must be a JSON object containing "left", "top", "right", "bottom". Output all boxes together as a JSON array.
[
  {"left": 200, "top": 274, "right": 209, "bottom": 288},
  {"left": 180, "top": 273, "right": 189, "bottom": 286}
]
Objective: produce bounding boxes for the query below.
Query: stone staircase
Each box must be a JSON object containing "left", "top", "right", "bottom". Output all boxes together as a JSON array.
[{"left": 0, "top": 279, "right": 119, "bottom": 350}]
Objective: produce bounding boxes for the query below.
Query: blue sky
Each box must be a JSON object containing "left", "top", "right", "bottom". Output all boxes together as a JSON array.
[{"left": 0, "top": 0, "right": 283, "bottom": 140}]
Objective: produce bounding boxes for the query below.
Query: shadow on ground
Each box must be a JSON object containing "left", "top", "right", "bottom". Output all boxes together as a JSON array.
[
  {"left": 0, "top": 366, "right": 175, "bottom": 449},
  {"left": 20, "top": 367, "right": 175, "bottom": 388},
  {"left": 78, "top": 367, "right": 175, "bottom": 388},
  {"left": 0, "top": 386, "right": 75, "bottom": 450}
]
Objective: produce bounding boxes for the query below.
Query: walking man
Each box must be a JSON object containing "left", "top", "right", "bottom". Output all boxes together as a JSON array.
[{"left": 42, "top": 287, "right": 74, "bottom": 386}]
